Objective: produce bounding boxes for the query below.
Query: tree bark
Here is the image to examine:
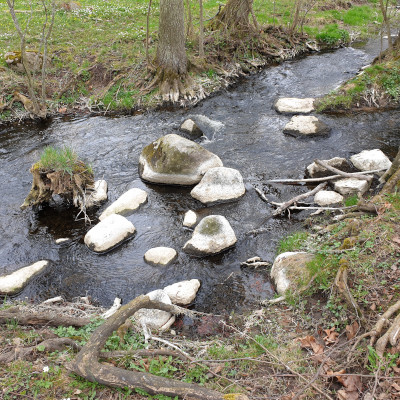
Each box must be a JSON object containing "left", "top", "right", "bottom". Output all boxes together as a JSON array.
[
  {"left": 209, "top": 0, "right": 254, "bottom": 33},
  {"left": 156, "top": 0, "right": 187, "bottom": 77}
]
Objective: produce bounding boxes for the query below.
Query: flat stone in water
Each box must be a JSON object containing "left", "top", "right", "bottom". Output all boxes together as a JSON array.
[
  {"left": 99, "top": 188, "right": 147, "bottom": 221},
  {"left": 144, "top": 247, "right": 177, "bottom": 266},
  {"left": 163, "top": 279, "right": 201, "bottom": 305},
  {"left": 334, "top": 178, "right": 370, "bottom": 196},
  {"left": 84, "top": 214, "right": 136, "bottom": 253},
  {"left": 183, "top": 215, "right": 237, "bottom": 257},
  {"left": 274, "top": 98, "right": 315, "bottom": 114},
  {"left": 190, "top": 167, "right": 245, "bottom": 205},
  {"left": 283, "top": 115, "right": 331, "bottom": 137},
  {"left": 350, "top": 149, "right": 392, "bottom": 176},
  {"left": 0, "top": 260, "right": 49, "bottom": 295}
]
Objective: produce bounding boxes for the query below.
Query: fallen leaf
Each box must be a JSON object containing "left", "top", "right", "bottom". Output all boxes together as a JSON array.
[
  {"left": 338, "top": 389, "right": 348, "bottom": 400},
  {"left": 392, "top": 382, "right": 400, "bottom": 391},
  {"left": 323, "top": 327, "right": 339, "bottom": 345},
  {"left": 296, "top": 335, "right": 324, "bottom": 354},
  {"left": 346, "top": 321, "right": 360, "bottom": 340}
]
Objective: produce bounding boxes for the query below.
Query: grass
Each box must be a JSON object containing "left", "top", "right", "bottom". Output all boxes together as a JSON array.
[
  {"left": 34, "top": 146, "right": 93, "bottom": 175},
  {"left": 277, "top": 231, "right": 309, "bottom": 253},
  {"left": 0, "top": 0, "right": 386, "bottom": 121}
]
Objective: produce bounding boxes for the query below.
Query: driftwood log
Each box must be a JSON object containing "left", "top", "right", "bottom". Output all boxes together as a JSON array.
[
  {"left": 314, "top": 159, "right": 373, "bottom": 182},
  {"left": 67, "top": 295, "right": 242, "bottom": 400}
]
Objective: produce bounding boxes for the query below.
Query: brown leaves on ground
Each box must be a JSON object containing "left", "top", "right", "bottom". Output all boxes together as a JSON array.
[
  {"left": 295, "top": 335, "right": 324, "bottom": 355},
  {"left": 346, "top": 321, "right": 359, "bottom": 340},
  {"left": 323, "top": 327, "right": 339, "bottom": 345}
]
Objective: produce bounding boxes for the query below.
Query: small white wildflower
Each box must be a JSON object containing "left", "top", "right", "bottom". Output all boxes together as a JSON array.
[{"left": 42, "top": 366, "right": 49, "bottom": 373}]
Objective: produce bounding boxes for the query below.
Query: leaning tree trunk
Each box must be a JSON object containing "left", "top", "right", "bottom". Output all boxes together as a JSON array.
[
  {"left": 209, "top": 0, "right": 254, "bottom": 33},
  {"left": 154, "top": 0, "right": 190, "bottom": 102}
]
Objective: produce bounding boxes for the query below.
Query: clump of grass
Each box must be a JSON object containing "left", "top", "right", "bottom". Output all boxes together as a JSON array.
[
  {"left": 35, "top": 146, "right": 92, "bottom": 176},
  {"left": 278, "top": 231, "right": 308, "bottom": 254},
  {"left": 344, "top": 194, "right": 359, "bottom": 207},
  {"left": 316, "top": 24, "right": 350, "bottom": 46}
]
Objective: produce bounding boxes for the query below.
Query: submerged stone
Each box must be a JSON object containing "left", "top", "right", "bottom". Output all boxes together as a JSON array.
[
  {"left": 183, "top": 215, "right": 237, "bottom": 256},
  {"left": 84, "top": 214, "right": 135, "bottom": 253},
  {"left": 139, "top": 134, "right": 223, "bottom": 185},
  {"left": 99, "top": 188, "right": 147, "bottom": 221},
  {"left": 0, "top": 260, "right": 49, "bottom": 296},
  {"left": 274, "top": 98, "right": 315, "bottom": 114},
  {"left": 190, "top": 167, "right": 245, "bottom": 204}
]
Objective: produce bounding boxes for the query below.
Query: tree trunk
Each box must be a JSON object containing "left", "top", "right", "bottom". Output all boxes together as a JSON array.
[
  {"left": 209, "top": 0, "right": 254, "bottom": 33},
  {"left": 156, "top": 0, "right": 187, "bottom": 76}
]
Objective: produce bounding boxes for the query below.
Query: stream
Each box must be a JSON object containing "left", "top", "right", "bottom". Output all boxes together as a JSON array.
[{"left": 1, "top": 38, "right": 400, "bottom": 313}]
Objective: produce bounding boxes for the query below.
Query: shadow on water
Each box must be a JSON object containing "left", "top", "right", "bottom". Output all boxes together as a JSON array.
[{"left": 1, "top": 37, "right": 400, "bottom": 312}]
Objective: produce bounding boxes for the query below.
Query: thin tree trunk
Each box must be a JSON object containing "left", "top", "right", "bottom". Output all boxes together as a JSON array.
[
  {"left": 199, "top": 0, "right": 204, "bottom": 58},
  {"left": 380, "top": 0, "right": 393, "bottom": 52},
  {"left": 186, "top": 0, "right": 193, "bottom": 39},
  {"left": 146, "top": 0, "right": 153, "bottom": 69}
]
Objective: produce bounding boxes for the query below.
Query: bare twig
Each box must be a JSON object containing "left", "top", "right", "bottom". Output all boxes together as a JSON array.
[{"left": 315, "top": 159, "right": 373, "bottom": 182}]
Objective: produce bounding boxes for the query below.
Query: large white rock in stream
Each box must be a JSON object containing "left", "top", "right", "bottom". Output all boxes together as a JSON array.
[
  {"left": 84, "top": 214, "right": 136, "bottom": 253},
  {"left": 99, "top": 188, "right": 148, "bottom": 221},
  {"left": 271, "top": 252, "right": 315, "bottom": 295},
  {"left": 190, "top": 167, "right": 245, "bottom": 204},
  {"left": 164, "top": 279, "right": 201, "bottom": 305},
  {"left": 183, "top": 215, "right": 237, "bottom": 256},
  {"left": 144, "top": 247, "right": 177, "bottom": 266},
  {"left": 134, "top": 289, "right": 175, "bottom": 331},
  {"left": 274, "top": 98, "right": 315, "bottom": 114},
  {"left": 307, "top": 157, "right": 349, "bottom": 178},
  {"left": 0, "top": 260, "right": 49, "bottom": 296},
  {"left": 333, "top": 178, "right": 370, "bottom": 196},
  {"left": 283, "top": 116, "right": 331, "bottom": 137},
  {"left": 350, "top": 149, "right": 392, "bottom": 176},
  {"left": 139, "top": 134, "right": 223, "bottom": 185}
]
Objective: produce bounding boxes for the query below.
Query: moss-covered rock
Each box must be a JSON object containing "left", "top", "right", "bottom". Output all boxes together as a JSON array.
[{"left": 139, "top": 134, "right": 223, "bottom": 185}]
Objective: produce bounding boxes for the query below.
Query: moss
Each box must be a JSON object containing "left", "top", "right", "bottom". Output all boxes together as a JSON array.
[
  {"left": 199, "top": 218, "right": 222, "bottom": 236},
  {"left": 340, "top": 236, "right": 359, "bottom": 250}
]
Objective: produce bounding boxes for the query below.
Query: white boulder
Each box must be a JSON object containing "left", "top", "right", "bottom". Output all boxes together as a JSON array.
[
  {"left": 86, "top": 180, "right": 108, "bottom": 208},
  {"left": 274, "top": 98, "right": 315, "bottom": 114},
  {"left": 139, "top": 134, "right": 223, "bottom": 185},
  {"left": 0, "top": 260, "right": 49, "bottom": 295},
  {"left": 283, "top": 115, "right": 331, "bottom": 137},
  {"left": 271, "top": 252, "right": 314, "bottom": 295},
  {"left": 183, "top": 210, "right": 197, "bottom": 228},
  {"left": 183, "top": 215, "right": 237, "bottom": 256},
  {"left": 134, "top": 289, "right": 175, "bottom": 331},
  {"left": 314, "top": 190, "right": 344, "bottom": 206},
  {"left": 84, "top": 214, "right": 136, "bottom": 253},
  {"left": 144, "top": 247, "right": 177, "bottom": 266},
  {"left": 180, "top": 119, "right": 203, "bottom": 138},
  {"left": 99, "top": 188, "right": 147, "bottom": 221},
  {"left": 350, "top": 149, "right": 392, "bottom": 176},
  {"left": 333, "top": 178, "right": 370, "bottom": 196},
  {"left": 307, "top": 157, "right": 349, "bottom": 178},
  {"left": 164, "top": 279, "right": 201, "bottom": 305},
  {"left": 190, "top": 167, "right": 245, "bottom": 204}
]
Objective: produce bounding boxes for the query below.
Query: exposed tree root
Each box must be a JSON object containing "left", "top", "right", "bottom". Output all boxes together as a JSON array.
[
  {"left": 67, "top": 295, "right": 246, "bottom": 400},
  {"left": 0, "top": 309, "right": 92, "bottom": 327}
]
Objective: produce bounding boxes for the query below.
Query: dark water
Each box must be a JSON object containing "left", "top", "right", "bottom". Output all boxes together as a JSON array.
[{"left": 1, "top": 39, "right": 399, "bottom": 312}]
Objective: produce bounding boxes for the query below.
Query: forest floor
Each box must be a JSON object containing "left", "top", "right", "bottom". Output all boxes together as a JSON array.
[
  {"left": 0, "top": 0, "right": 390, "bottom": 124},
  {"left": 1, "top": 192, "right": 400, "bottom": 400}
]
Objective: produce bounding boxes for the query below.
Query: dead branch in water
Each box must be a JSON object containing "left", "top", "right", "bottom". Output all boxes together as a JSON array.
[{"left": 314, "top": 159, "right": 373, "bottom": 182}]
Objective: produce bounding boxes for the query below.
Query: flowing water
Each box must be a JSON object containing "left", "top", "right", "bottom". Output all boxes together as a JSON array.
[{"left": 1, "top": 39, "right": 399, "bottom": 313}]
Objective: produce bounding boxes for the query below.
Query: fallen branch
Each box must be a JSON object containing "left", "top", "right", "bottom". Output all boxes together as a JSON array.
[
  {"left": 100, "top": 348, "right": 188, "bottom": 362},
  {"left": 314, "top": 159, "right": 373, "bottom": 182},
  {"left": 267, "top": 169, "right": 385, "bottom": 184},
  {"left": 0, "top": 310, "right": 92, "bottom": 327},
  {"left": 66, "top": 295, "right": 237, "bottom": 400}
]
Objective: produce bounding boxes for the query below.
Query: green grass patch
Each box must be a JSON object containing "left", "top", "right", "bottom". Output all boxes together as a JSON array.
[
  {"left": 316, "top": 24, "right": 350, "bottom": 46},
  {"left": 278, "top": 231, "right": 309, "bottom": 253},
  {"left": 344, "top": 194, "right": 359, "bottom": 207}
]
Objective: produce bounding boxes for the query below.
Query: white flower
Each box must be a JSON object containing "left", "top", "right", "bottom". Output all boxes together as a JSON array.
[{"left": 42, "top": 366, "right": 49, "bottom": 373}]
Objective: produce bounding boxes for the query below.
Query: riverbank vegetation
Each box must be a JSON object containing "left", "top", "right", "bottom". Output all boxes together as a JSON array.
[{"left": 0, "top": 0, "right": 387, "bottom": 122}]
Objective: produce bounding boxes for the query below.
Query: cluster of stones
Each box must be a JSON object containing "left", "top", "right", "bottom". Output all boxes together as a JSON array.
[
  {"left": 275, "top": 97, "right": 331, "bottom": 137},
  {"left": 306, "top": 149, "right": 392, "bottom": 204}
]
